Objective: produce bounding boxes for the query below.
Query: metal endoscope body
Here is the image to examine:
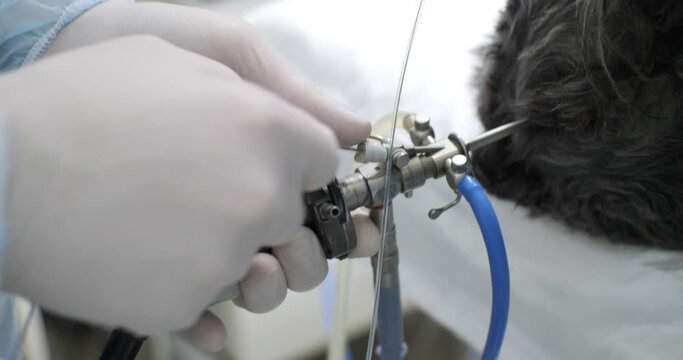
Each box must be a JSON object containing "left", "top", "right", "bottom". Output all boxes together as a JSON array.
[{"left": 100, "top": 113, "right": 524, "bottom": 360}]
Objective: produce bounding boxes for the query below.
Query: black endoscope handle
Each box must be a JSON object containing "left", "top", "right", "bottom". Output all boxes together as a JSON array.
[
  {"left": 99, "top": 329, "right": 146, "bottom": 360},
  {"left": 100, "top": 180, "right": 356, "bottom": 359}
]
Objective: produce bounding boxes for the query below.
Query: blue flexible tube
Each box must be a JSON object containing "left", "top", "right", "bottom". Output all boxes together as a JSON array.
[{"left": 457, "top": 176, "right": 510, "bottom": 360}]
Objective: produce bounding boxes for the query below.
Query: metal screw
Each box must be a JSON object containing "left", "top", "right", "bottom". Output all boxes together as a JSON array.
[
  {"left": 414, "top": 115, "right": 431, "bottom": 131},
  {"left": 392, "top": 149, "right": 410, "bottom": 169}
]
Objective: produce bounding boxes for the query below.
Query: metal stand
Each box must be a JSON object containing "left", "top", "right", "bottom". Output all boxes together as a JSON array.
[{"left": 370, "top": 204, "right": 406, "bottom": 360}]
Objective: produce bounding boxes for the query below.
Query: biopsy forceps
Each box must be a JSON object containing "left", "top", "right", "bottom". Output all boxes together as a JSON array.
[{"left": 99, "top": 114, "right": 527, "bottom": 360}]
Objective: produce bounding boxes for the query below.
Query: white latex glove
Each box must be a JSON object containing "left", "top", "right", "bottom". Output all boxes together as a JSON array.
[
  {"left": 232, "top": 210, "right": 380, "bottom": 312},
  {"left": 46, "top": 1, "right": 379, "bottom": 340},
  {"left": 47, "top": 0, "right": 370, "bottom": 145},
  {"left": 0, "top": 33, "right": 377, "bottom": 347}
]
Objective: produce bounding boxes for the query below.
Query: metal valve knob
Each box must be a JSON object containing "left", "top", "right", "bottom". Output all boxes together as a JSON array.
[
  {"left": 429, "top": 154, "right": 469, "bottom": 220},
  {"left": 450, "top": 154, "right": 469, "bottom": 173},
  {"left": 414, "top": 115, "right": 431, "bottom": 131},
  {"left": 428, "top": 194, "right": 462, "bottom": 220},
  {"left": 392, "top": 148, "right": 410, "bottom": 169}
]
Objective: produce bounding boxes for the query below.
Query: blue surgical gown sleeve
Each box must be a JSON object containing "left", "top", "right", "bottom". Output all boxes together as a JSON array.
[{"left": 0, "top": 0, "right": 111, "bottom": 72}]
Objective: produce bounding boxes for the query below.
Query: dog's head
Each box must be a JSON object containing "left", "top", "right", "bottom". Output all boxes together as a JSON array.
[{"left": 473, "top": 0, "right": 683, "bottom": 249}]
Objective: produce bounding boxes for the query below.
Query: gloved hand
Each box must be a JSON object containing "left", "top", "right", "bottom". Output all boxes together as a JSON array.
[
  {"left": 0, "top": 33, "right": 377, "bottom": 352},
  {"left": 47, "top": 2, "right": 380, "bottom": 332},
  {"left": 47, "top": 0, "right": 370, "bottom": 145}
]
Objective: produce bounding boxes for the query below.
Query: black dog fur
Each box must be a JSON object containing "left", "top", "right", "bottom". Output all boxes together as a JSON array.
[{"left": 473, "top": 0, "right": 683, "bottom": 249}]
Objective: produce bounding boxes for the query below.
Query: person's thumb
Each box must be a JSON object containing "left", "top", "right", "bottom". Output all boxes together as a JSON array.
[{"left": 216, "top": 18, "right": 371, "bottom": 145}]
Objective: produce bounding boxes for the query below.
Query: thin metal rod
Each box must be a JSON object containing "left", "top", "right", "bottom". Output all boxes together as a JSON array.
[
  {"left": 365, "top": 1, "right": 425, "bottom": 359},
  {"left": 466, "top": 120, "right": 528, "bottom": 152}
]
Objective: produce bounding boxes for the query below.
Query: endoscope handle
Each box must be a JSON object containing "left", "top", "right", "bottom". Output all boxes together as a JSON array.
[
  {"left": 303, "top": 179, "right": 357, "bottom": 260},
  {"left": 213, "top": 179, "right": 358, "bottom": 303},
  {"left": 100, "top": 180, "right": 358, "bottom": 360},
  {"left": 99, "top": 329, "right": 146, "bottom": 360},
  {"left": 214, "top": 180, "right": 359, "bottom": 299}
]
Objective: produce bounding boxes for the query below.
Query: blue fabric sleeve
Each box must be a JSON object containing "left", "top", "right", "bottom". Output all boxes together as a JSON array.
[{"left": 0, "top": 0, "right": 111, "bottom": 72}]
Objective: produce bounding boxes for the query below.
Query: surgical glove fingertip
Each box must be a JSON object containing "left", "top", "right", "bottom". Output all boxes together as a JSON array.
[
  {"left": 349, "top": 210, "right": 380, "bottom": 258},
  {"left": 296, "top": 89, "right": 370, "bottom": 146},
  {"left": 327, "top": 105, "right": 372, "bottom": 146},
  {"left": 234, "top": 253, "right": 287, "bottom": 313},
  {"left": 272, "top": 227, "right": 328, "bottom": 292}
]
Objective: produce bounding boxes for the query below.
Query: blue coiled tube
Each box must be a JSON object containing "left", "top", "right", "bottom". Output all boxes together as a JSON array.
[{"left": 457, "top": 175, "right": 510, "bottom": 360}]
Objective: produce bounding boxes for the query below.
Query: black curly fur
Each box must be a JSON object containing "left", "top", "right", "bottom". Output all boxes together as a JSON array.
[{"left": 473, "top": 0, "right": 683, "bottom": 249}]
